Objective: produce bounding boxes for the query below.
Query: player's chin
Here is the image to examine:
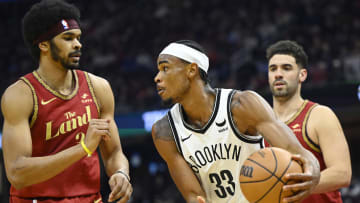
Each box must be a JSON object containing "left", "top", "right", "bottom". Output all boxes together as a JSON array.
[
  {"left": 65, "top": 63, "right": 80, "bottom": 70},
  {"left": 161, "top": 97, "right": 174, "bottom": 107}
]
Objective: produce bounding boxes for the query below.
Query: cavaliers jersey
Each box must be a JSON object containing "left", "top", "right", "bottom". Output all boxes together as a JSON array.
[
  {"left": 168, "top": 88, "right": 263, "bottom": 203},
  {"left": 265, "top": 100, "right": 343, "bottom": 203},
  {"left": 11, "top": 70, "right": 101, "bottom": 198}
]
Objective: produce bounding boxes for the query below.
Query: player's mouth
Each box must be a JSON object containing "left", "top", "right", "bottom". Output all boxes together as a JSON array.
[
  {"left": 274, "top": 81, "right": 286, "bottom": 88},
  {"left": 157, "top": 86, "right": 165, "bottom": 95},
  {"left": 69, "top": 52, "right": 81, "bottom": 60}
]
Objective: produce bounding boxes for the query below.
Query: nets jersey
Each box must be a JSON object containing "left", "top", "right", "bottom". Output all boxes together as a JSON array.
[
  {"left": 168, "top": 89, "right": 263, "bottom": 203},
  {"left": 11, "top": 70, "right": 101, "bottom": 198}
]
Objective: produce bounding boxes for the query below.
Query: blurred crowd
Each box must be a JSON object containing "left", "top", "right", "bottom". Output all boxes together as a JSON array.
[
  {"left": 1, "top": 0, "right": 360, "bottom": 114},
  {"left": 1, "top": 0, "right": 360, "bottom": 202}
]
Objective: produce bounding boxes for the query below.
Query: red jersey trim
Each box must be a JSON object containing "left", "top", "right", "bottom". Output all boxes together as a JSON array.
[
  {"left": 84, "top": 72, "right": 100, "bottom": 116},
  {"left": 32, "top": 70, "right": 79, "bottom": 100},
  {"left": 20, "top": 77, "right": 38, "bottom": 128},
  {"left": 302, "top": 104, "right": 321, "bottom": 153},
  {"left": 285, "top": 100, "right": 308, "bottom": 125}
]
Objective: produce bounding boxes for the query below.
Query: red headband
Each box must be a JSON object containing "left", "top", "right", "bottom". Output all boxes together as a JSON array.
[{"left": 33, "top": 19, "right": 80, "bottom": 44}]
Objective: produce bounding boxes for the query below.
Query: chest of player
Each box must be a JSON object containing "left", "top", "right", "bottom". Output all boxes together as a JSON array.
[
  {"left": 177, "top": 120, "right": 245, "bottom": 171},
  {"left": 39, "top": 96, "right": 98, "bottom": 139},
  {"left": 30, "top": 93, "right": 99, "bottom": 156},
  {"left": 21, "top": 70, "right": 100, "bottom": 156}
]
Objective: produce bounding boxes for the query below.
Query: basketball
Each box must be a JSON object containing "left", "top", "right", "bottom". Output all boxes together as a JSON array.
[{"left": 239, "top": 147, "right": 303, "bottom": 203}]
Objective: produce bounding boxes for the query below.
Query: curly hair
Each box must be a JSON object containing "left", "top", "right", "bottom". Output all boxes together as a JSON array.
[
  {"left": 266, "top": 40, "right": 308, "bottom": 69},
  {"left": 175, "top": 40, "right": 210, "bottom": 84},
  {"left": 22, "top": 0, "right": 81, "bottom": 62}
]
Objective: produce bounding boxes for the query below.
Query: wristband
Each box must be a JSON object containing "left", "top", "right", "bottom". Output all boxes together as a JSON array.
[
  {"left": 116, "top": 170, "right": 130, "bottom": 182},
  {"left": 80, "top": 139, "right": 92, "bottom": 157}
]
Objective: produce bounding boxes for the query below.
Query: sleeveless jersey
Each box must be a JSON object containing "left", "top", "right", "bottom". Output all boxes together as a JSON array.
[
  {"left": 168, "top": 88, "right": 263, "bottom": 203},
  {"left": 265, "top": 100, "right": 343, "bottom": 203},
  {"left": 11, "top": 70, "right": 101, "bottom": 198}
]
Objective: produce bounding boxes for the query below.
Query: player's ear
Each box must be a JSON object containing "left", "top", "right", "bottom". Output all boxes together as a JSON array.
[
  {"left": 299, "top": 68, "right": 307, "bottom": 83},
  {"left": 187, "top": 63, "right": 198, "bottom": 79},
  {"left": 38, "top": 41, "right": 50, "bottom": 52}
]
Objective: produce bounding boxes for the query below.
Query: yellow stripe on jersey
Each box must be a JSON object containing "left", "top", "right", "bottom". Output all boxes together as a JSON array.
[
  {"left": 33, "top": 70, "right": 79, "bottom": 100},
  {"left": 84, "top": 72, "right": 100, "bottom": 116},
  {"left": 285, "top": 100, "right": 308, "bottom": 125},
  {"left": 302, "top": 104, "right": 321, "bottom": 153},
  {"left": 21, "top": 77, "right": 38, "bottom": 128}
]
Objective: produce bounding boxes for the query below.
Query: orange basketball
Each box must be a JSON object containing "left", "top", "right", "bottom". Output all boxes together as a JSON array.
[{"left": 239, "top": 147, "right": 303, "bottom": 203}]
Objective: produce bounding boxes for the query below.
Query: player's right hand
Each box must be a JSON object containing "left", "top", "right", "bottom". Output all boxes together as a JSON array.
[
  {"left": 282, "top": 154, "right": 320, "bottom": 202},
  {"left": 84, "top": 119, "right": 111, "bottom": 153}
]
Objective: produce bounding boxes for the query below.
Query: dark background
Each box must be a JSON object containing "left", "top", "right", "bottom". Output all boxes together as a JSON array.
[{"left": 0, "top": 0, "right": 359, "bottom": 202}]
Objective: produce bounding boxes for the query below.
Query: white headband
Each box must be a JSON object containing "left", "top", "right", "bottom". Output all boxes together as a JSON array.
[{"left": 159, "top": 43, "right": 209, "bottom": 73}]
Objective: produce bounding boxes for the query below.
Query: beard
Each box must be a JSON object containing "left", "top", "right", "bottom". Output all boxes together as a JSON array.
[
  {"left": 270, "top": 80, "right": 297, "bottom": 98},
  {"left": 50, "top": 40, "right": 80, "bottom": 70},
  {"left": 270, "top": 86, "right": 289, "bottom": 97},
  {"left": 161, "top": 98, "right": 174, "bottom": 107}
]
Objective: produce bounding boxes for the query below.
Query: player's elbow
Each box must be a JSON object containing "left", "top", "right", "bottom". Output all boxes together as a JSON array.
[
  {"left": 333, "top": 167, "right": 352, "bottom": 189},
  {"left": 340, "top": 168, "right": 352, "bottom": 188},
  {"left": 6, "top": 165, "right": 29, "bottom": 189},
  {"left": 7, "top": 173, "right": 27, "bottom": 190}
]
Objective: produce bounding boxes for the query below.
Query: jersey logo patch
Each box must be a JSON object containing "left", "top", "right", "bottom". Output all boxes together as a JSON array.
[
  {"left": 215, "top": 119, "right": 226, "bottom": 127},
  {"left": 81, "top": 93, "right": 88, "bottom": 99},
  {"left": 291, "top": 123, "right": 301, "bottom": 132},
  {"left": 181, "top": 134, "right": 193, "bottom": 142},
  {"left": 41, "top": 97, "right": 56, "bottom": 105}
]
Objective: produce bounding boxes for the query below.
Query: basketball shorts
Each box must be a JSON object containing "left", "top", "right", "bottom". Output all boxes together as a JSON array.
[{"left": 10, "top": 193, "right": 102, "bottom": 203}]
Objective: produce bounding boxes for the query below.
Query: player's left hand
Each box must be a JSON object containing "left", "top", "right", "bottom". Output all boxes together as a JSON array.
[
  {"left": 282, "top": 154, "right": 320, "bottom": 203},
  {"left": 108, "top": 172, "right": 132, "bottom": 203}
]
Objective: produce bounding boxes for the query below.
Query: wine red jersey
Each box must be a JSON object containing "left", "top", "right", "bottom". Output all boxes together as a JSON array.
[
  {"left": 265, "top": 100, "right": 343, "bottom": 203},
  {"left": 11, "top": 70, "right": 101, "bottom": 198}
]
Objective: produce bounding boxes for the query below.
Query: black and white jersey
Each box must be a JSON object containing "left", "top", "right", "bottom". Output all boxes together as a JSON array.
[{"left": 168, "top": 88, "right": 263, "bottom": 203}]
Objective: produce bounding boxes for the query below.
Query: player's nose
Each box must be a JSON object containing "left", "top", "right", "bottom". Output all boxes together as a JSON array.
[
  {"left": 74, "top": 39, "right": 82, "bottom": 50},
  {"left": 274, "top": 70, "right": 283, "bottom": 79},
  {"left": 154, "top": 72, "right": 162, "bottom": 83}
]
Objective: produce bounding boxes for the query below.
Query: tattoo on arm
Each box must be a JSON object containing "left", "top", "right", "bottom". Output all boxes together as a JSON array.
[{"left": 154, "top": 116, "right": 174, "bottom": 141}]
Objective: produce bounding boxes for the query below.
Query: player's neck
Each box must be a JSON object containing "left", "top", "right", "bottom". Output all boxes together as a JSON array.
[
  {"left": 180, "top": 84, "right": 216, "bottom": 128},
  {"left": 273, "top": 93, "right": 304, "bottom": 122},
  {"left": 37, "top": 59, "right": 75, "bottom": 95}
]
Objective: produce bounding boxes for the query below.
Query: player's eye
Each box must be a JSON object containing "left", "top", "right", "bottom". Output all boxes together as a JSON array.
[{"left": 283, "top": 65, "right": 292, "bottom": 71}]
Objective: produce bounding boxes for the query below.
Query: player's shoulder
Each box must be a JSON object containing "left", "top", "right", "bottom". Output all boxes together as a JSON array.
[
  {"left": 232, "top": 90, "right": 263, "bottom": 103},
  {"left": 231, "top": 89, "right": 267, "bottom": 110},
  {"left": 1, "top": 80, "right": 33, "bottom": 116},
  {"left": 152, "top": 114, "right": 174, "bottom": 141},
  {"left": 86, "top": 72, "right": 110, "bottom": 86},
  {"left": 309, "top": 103, "right": 337, "bottom": 120},
  {"left": 2, "top": 79, "right": 33, "bottom": 101},
  {"left": 85, "top": 72, "right": 113, "bottom": 97}
]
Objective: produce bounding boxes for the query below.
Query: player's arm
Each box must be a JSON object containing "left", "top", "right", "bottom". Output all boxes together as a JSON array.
[
  {"left": 1, "top": 81, "right": 95, "bottom": 189},
  {"left": 152, "top": 116, "right": 206, "bottom": 203},
  {"left": 89, "top": 73, "right": 132, "bottom": 203},
  {"left": 307, "top": 105, "right": 351, "bottom": 193},
  {"left": 231, "top": 90, "right": 320, "bottom": 202}
]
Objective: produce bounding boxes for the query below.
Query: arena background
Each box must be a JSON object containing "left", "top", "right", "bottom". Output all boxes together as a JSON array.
[{"left": 0, "top": 0, "right": 359, "bottom": 202}]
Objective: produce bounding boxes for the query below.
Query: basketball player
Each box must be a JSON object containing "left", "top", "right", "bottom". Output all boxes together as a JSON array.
[
  {"left": 266, "top": 40, "right": 352, "bottom": 202},
  {"left": 1, "top": 0, "right": 132, "bottom": 202},
  {"left": 152, "top": 40, "right": 320, "bottom": 203}
]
